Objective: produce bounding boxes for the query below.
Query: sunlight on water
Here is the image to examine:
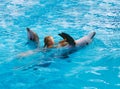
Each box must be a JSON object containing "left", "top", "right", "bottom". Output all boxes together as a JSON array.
[{"left": 0, "top": 0, "right": 120, "bottom": 89}]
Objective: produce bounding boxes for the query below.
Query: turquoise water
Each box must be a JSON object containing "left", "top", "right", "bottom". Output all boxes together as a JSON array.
[{"left": 0, "top": 0, "right": 120, "bottom": 89}]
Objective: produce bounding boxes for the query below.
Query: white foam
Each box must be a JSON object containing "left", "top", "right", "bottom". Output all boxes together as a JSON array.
[
  {"left": 85, "top": 66, "right": 108, "bottom": 75},
  {"left": 89, "top": 79, "right": 109, "bottom": 85},
  {"left": 83, "top": 87, "right": 98, "bottom": 89},
  {"left": 78, "top": 0, "right": 95, "bottom": 6},
  {"left": 10, "top": 0, "right": 39, "bottom": 6},
  {"left": 103, "top": 0, "right": 119, "bottom": 3},
  {"left": 0, "top": 20, "right": 7, "bottom": 28},
  {"left": 53, "top": 19, "right": 71, "bottom": 28},
  {"left": 64, "top": 10, "right": 81, "bottom": 17},
  {"left": 7, "top": 4, "right": 25, "bottom": 16}
]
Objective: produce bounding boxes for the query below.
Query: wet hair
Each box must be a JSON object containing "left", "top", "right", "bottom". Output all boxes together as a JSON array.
[{"left": 44, "top": 36, "right": 54, "bottom": 48}]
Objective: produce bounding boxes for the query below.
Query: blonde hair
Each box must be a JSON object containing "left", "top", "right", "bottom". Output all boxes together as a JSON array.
[{"left": 44, "top": 36, "right": 54, "bottom": 48}]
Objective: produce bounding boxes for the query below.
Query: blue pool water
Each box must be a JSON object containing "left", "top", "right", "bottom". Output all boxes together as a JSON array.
[{"left": 0, "top": 0, "right": 120, "bottom": 89}]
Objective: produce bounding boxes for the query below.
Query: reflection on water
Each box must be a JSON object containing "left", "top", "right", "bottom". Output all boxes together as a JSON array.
[{"left": 0, "top": 0, "right": 120, "bottom": 89}]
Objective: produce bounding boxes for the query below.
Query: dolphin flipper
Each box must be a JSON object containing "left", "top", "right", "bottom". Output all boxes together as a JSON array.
[{"left": 58, "top": 32, "right": 76, "bottom": 46}]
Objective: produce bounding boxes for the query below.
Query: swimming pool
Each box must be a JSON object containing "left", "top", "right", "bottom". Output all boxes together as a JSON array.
[{"left": 0, "top": 0, "right": 120, "bottom": 89}]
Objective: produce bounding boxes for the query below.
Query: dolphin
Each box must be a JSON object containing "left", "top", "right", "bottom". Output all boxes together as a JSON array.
[
  {"left": 18, "top": 31, "right": 96, "bottom": 58},
  {"left": 58, "top": 32, "right": 96, "bottom": 57},
  {"left": 26, "top": 28, "right": 40, "bottom": 48},
  {"left": 18, "top": 32, "right": 96, "bottom": 70},
  {"left": 75, "top": 31, "right": 96, "bottom": 47},
  {"left": 58, "top": 32, "right": 96, "bottom": 48}
]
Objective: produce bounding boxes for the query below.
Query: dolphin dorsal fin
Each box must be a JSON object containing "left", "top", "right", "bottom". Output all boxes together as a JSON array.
[{"left": 58, "top": 32, "right": 76, "bottom": 46}]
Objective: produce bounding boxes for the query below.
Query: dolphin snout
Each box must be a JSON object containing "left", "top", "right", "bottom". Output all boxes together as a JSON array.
[{"left": 89, "top": 31, "right": 96, "bottom": 39}]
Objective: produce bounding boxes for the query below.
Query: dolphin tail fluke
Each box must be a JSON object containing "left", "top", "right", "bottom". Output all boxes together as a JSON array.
[{"left": 88, "top": 32, "right": 96, "bottom": 39}]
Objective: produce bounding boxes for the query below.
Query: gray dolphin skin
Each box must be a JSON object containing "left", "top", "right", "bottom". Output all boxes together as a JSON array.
[
  {"left": 21, "top": 31, "right": 96, "bottom": 58},
  {"left": 57, "top": 32, "right": 96, "bottom": 58},
  {"left": 26, "top": 28, "right": 40, "bottom": 48},
  {"left": 75, "top": 32, "right": 96, "bottom": 47},
  {"left": 58, "top": 31, "right": 96, "bottom": 48},
  {"left": 19, "top": 31, "right": 96, "bottom": 70}
]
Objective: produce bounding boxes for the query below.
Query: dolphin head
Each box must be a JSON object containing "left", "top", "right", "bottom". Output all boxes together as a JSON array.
[{"left": 88, "top": 32, "right": 96, "bottom": 39}]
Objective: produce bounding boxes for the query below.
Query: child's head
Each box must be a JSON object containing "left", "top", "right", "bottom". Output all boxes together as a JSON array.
[{"left": 44, "top": 36, "right": 54, "bottom": 48}]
